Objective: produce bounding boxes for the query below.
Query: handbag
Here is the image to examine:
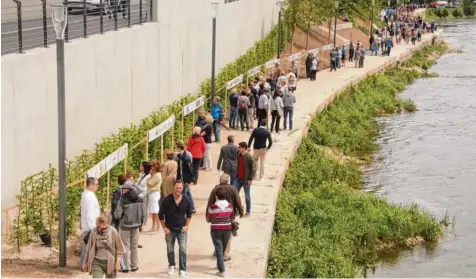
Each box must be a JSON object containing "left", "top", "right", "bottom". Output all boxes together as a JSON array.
[{"left": 231, "top": 221, "right": 239, "bottom": 237}]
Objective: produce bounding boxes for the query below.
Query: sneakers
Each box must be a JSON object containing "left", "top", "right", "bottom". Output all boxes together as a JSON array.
[
  {"left": 179, "top": 270, "right": 187, "bottom": 278},
  {"left": 217, "top": 271, "right": 225, "bottom": 277},
  {"left": 244, "top": 212, "right": 251, "bottom": 217},
  {"left": 168, "top": 266, "right": 175, "bottom": 276}
]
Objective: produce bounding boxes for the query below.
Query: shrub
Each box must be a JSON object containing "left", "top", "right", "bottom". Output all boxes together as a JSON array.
[
  {"left": 452, "top": 8, "right": 464, "bottom": 17},
  {"left": 442, "top": 8, "right": 450, "bottom": 17},
  {"left": 463, "top": 6, "right": 476, "bottom": 16}
]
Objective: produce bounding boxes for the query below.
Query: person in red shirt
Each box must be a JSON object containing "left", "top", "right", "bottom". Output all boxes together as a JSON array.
[
  {"left": 187, "top": 127, "right": 206, "bottom": 184},
  {"left": 235, "top": 142, "right": 256, "bottom": 216}
]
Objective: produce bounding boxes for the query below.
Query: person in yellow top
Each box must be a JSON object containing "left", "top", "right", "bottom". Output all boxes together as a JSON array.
[{"left": 147, "top": 160, "right": 162, "bottom": 233}]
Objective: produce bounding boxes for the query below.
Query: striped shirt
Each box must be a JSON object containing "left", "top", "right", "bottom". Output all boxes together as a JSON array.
[{"left": 206, "top": 201, "right": 234, "bottom": 231}]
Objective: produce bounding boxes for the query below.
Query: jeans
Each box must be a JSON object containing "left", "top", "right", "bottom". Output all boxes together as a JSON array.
[
  {"left": 183, "top": 186, "right": 195, "bottom": 212},
  {"left": 80, "top": 241, "right": 87, "bottom": 271},
  {"left": 359, "top": 57, "right": 364, "bottom": 68},
  {"left": 283, "top": 107, "right": 294, "bottom": 130},
  {"left": 120, "top": 227, "right": 140, "bottom": 270},
  {"left": 211, "top": 230, "right": 232, "bottom": 273},
  {"left": 257, "top": 108, "right": 268, "bottom": 129},
  {"left": 192, "top": 158, "right": 201, "bottom": 183},
  {"left": 165, "top": 231, "right": 187, "bottom": 272},
  {"left": 235, "top": 179, "right": 251, "bottom": 213},
  {"left": 270, "top": 110, "right": 281, "bottom": 133},
  {"left": 92, "top": 258, "right": 116, "bottom": 278},
  {"left": 121, "top": 0, "right": 129, "bottom": 18},
  {"left": 330, "top": 60, "right": 337, "bottom": 71},
  {"left": 349, "top": 50, "right": 354, "bottom": 61},
  {"left": 238, "top": 109, "right": 249, "bottom": 130},
  {"left": 229, "top": 107, "right": 238, "bottom": 129},
  {"left": 204, "top": 143, "right": 212, "bottom": 169},
  {"left": 247, "top": 107, "right": 255, "bottom": 128},
  {"left": 387, "top": 47, "right": 392, "bottom": 56},
  {"left": 213, "top": 121, "right": 221, "bottom": 142}
]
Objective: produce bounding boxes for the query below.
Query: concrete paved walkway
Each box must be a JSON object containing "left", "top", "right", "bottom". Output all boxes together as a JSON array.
[{"left": 90, "top": 31, "right": 440, "bottom": 278}]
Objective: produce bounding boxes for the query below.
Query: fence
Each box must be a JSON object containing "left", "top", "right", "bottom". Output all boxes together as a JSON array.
[
  {"left": 3, "top": 35, "right": 350, "bottom": 250},
  {"left": 1, "top": 0, "right": 151, "bottom": 55}
]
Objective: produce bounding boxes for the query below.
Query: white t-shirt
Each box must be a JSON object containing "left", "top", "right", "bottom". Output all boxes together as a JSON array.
[
  {"left": 80, "top": 190, "right": 100, "bottom": 232},
  {"left": 311, "top": 60, "right": 318, "bottom": 70}
]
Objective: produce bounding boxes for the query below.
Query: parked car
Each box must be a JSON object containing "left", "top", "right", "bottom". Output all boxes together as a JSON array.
[{"left": 67, "top": 0, "right": 120, "bottom": 15}]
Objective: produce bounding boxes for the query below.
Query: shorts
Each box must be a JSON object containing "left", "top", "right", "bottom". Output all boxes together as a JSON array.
[
  {"left": 341, "top": 55, "right": 346, "bottom": 60},
  {"left": 147, "top": 191, "right": 160, "bottom": 214}
]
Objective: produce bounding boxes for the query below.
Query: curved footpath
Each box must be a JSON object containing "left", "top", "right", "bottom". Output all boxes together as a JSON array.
[{"left": 79, "top": 30, "right": 442, "bottom": 278}]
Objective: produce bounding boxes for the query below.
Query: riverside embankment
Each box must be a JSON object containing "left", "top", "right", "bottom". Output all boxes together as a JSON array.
[{"left": 115, "top": 31, "right": 445, "bottom": 278}]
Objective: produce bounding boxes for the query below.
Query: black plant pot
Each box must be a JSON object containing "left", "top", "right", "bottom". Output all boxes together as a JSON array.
[{"left": 39, "top": 233, "right": 51, "bottom": 247}]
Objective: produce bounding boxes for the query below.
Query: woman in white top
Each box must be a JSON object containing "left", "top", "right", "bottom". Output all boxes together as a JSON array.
[
  {"left": 147, "top": 160, "right": 162, "bottom": 232},
  {"left": 270, "top": 89, "right": 284, "bottom": 134},
  {"left": 136, "top": 162, "right": 151, "bottom": 229}
]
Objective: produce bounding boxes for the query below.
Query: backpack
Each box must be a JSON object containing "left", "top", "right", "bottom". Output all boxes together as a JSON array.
[{"left": 238, "top": 97, "right": 248, "bottom": 112}]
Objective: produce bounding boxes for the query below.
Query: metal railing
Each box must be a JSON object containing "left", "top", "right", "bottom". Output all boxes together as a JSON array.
[{"left": 1, "top": 0, "right": 150, "bottom": 55}]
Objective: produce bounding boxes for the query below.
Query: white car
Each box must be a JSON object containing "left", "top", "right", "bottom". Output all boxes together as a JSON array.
[{"left": 67, "top": 0, "right": 118, "bottom": 14}]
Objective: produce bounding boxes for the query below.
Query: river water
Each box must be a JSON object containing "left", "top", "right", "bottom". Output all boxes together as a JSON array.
[{"left": 365, "top": 19, "right": 476, "bottom": 277}]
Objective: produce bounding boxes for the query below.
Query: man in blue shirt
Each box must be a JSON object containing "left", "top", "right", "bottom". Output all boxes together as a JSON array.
[{"left": 211, "top": 97, "right": 224, "bottom": 143}]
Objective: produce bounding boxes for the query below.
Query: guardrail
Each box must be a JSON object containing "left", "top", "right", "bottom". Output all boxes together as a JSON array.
[{"left": 1, "top": 0, "right": 151, "bottom": 55}]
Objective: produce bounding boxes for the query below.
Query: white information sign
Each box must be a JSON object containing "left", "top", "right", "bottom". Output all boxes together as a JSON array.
[
  {"left": 226, "top": 75, "right": 244, "bottom": 90},
  {"left": 183, "top": 96, "right": 205, "bottom": 116},
  {"left": 148, "top": 115, "right": 175, "bottom": 142},
  {"left": 288, "top": 52, "right": 302, "bottom": 62},
  {"left": 247, "top": 66, "right": 261, "bottom": 77},
  {"left": 87, "top": 143, "right": 129, "bottom": 178},
  {"left": 308, "top": 48, "right": 319, "bottom": 55},
  {"left": 265, "top": 59, "right": 280, "bottom": 68},
  {"left": 343, "top": 40, "right": 350, "bottom": 45}
]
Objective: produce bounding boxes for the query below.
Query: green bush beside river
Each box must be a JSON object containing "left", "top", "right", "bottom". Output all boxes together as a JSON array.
[{"left": 267, "top": 42, "right": 449, "bottom": 278}]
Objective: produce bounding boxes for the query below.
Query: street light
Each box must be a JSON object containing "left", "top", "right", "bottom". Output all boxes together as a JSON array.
[
  {"left": 276, "top": 0, "right": 285, "bottom": 59},
  {"left": 370, "top": 0, "right": 375, "bottom": 36},
  {"left": 333, "top": 0, "right": 339, "bottom": 47},
  {"left": 51, "top": 3, "right": 67, "bottom": 268},
  {"left": 210, "top": 0, "right": 218, "bottom": 109}
]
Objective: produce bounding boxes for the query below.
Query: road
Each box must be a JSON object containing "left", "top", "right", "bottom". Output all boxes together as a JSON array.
[{"left": 1, "top": 0, "right": 147, "bottom": 55}]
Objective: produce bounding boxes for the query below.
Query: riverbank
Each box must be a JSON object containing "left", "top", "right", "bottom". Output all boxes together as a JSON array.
[{"left": 267, "top": 42, "right": 449, "bottom": 278}]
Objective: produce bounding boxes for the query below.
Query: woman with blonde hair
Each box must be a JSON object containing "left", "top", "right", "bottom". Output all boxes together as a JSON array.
[
  {"left": 147, "top": 160, "right": 162, "bottom": 232},
  {"left": 161, "top": 150, "right": 178, "bottom": 198}
]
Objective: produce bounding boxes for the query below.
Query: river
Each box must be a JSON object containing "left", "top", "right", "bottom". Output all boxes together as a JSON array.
[{"left": 365, "top": 19, "right": 476, "bottom": 277}]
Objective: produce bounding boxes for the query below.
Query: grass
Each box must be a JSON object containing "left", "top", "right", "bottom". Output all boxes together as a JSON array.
[{"left": 267, "top": 42, "right": 449, "bottom": 278}]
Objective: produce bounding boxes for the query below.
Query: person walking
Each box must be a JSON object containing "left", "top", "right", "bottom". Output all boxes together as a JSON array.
[
  {"left": 349, "top": 42, "right": 354, "bottom": 62},
  {"left": 206, "top": 173, "right": 243, "bottom": 262},
  {"left": 359, "top": 47, "right": 366, "bottom": 68},
  {"left": 246, "top": 88, "right": 256, "bottom": 129},
  {"left": 237, "top": 90, "right": 250, "bottom": 131},
  {"left": 161, "top": 150, "right": 178, "bottom": 199},
  {"left": 336, "top": 46, "right": 342, "bottom": 68},
  {"left": 206, "top": 186, "right": 235, "bottom": 277},
  {"left": 305, "top": 53, "right": 313, "bottom": 80},
  {"left": 159, "top": 181, "right": 193, "bottom": 278},
  {"left": 147, "top": 160, "right": 162, "bottom": 232},
  {"left": 114, "top": 180, "right": 145, "bottom": 273},
  {"left": 80, "top": 177, "right": 101, "bottom": 271},
  {"left": 341, "top": 45, "right": 347, "bottom": 67},
  {"left": 310, "top": 56, "right": 318, "bottom": 80},
  {"left": 229, "top": 89, "right": 239, "bottom": 130},
  {"left": 175, "top": 141, "right": 196, "bottom": 214},
  {"left": 385, "top": 37, "right": 394, "bottom": 56},
  {"left": 187, "top": 127, "right": 207, "bottom": 183},
  {"left": 282, "top": 89, "right": 296, "bottom": 131},
  {"left": 211, "top": 97, "right": 225, "bottom": 143},
  {"left": 217, "top": 135, "right": 240, "bottom": 186},
  {"left": 354, "top": 44, "right": 361, "bottom": 68},
  {"left": 82, "top": 216, "right": 125, "bottom": 278},
  {"left": 257, "top": 85, "right": 269, "bottom": 130},
  {"left": 248, "top": 119, "right": 273, "bottom": 180},
  {"left": 270, "top": 90, "right": 284, "bottom": 134},
  {"left": 200, "top": 115, "right": 214, "bottom": 170},
  {"left": 235, "top": 142, "right": 256, "bottom": 216}
]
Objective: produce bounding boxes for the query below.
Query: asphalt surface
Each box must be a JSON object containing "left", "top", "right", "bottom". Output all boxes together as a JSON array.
[{"left": 1, "top": 2, "right": 149, "bottom": 55}]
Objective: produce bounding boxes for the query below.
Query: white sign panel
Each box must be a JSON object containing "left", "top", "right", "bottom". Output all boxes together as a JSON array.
[
  {"left": 87, "top": 143, "right": 129, "bottom": 178},
  {"left": 226, "top": 75, "right": 244, "bottom": 90},
  {"left": 343, "top": 40, "right": 350, "bottom": 45},
  {"left": 183, "top": 96, "right": 205, "bottom": 116},
  {"left": 247, "top": 66, "right": 261, "bottom": 77},
  {"left": 148, "top": 115, "right": 175, "bottom": 142},
  {"left": 265, "top": 59, "right": 280, "bottom": 69},
  {"left": 287, "top": 52, "right": 302, "bottom": 62},
  {"left": 308, "top": 48, "right": 319, "bottom": 55}
]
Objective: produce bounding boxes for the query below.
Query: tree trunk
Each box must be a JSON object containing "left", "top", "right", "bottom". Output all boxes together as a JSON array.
[
  {"left": 327, "top": 18, "right": 332, "bottom": 44},
  {"left": 306, "top": 20, "right": 311, "bottom": 50},
  {"left": 290, "top": 24, "right": 296, "bottom": 53}
]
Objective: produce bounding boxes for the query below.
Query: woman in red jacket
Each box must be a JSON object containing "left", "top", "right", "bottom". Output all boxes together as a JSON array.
[{"left": 187, "top": 126, "right": 206, "bottom": 184}]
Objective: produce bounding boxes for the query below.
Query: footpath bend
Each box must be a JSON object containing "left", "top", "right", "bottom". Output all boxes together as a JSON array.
[{"left": 80, "top": 31, "right": 441, "bottom": 278}]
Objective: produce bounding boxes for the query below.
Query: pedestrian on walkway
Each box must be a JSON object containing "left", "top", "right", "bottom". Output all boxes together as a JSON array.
[
  {"left": 330, "top": 48, "right": 337, "bottom": 72},
  {"left": 282, "top": 89, "right": 296, "bottom": 131},
  {"left": 112, "top": 173, "right": 133, "bottom": 231},
  {"left": 175, "top": 141, "right": 196, "bottom": 214},
  {"left": 207, "top": 173, "right": 243, "bottom": 262},
  {"left": 270, "top": 90, "right": 284, "bottom": 134},
  {"left": 310, "top": 56, "right": 318, "bottom": 80},
  {"left": 229, "top": 89, "right": 239, "bottom": 130},
  {"left": 341, "top": 45, "right": 347, "bottom": 67},
  {"left": 80, "top": 177, "right": 101, "bottom": 271},
  {"left": 238, "top": 90, "right": 250, "bottom": 131},
  {"left": 305, "top": 53, "right": 313, "bottom": 80},
  {"left": 235, "top": 142, "right": 256, "bottom": 216},
  {"left": 159, "top": 181, "right": 192, "bottom": 278},
  {"left": 200, "top": 115, "right": 214, "bottom": 171},
  {"left": 147, "top": 160, "right": 162, "bottom": 232},
  {"left": 246, "top": 88, "right": 256, "bottom": 129},
  {"left": 248, "top": 119, "right": 273, "bottom": 180},
  {"left": 217, "top": 135, "right": 240, "bottom": 186},
  {"left": 137, "top": 162, "right": 151, "bottom": 200},
  {"left": 161, "top": 150, "right": 178, "bottom": 200},
  {"left": 187, "top": 127, "right": 207, "bottom": 183},
  {"left": 114, "top": 179, "right": 145, "bottom": 273},
  {"left": 194, "top": 110, "right": 207, "bottom": 128},
  {"left": 359, "top": 47, "right": 366, "bottom": 68},
  {"left": 336, "top": 46, "right": 342, "bottom": 68},
  {"left": 206, "top": 185, "right": 235, "bottom": 277},
  {"left": 349, "top": 42, "right": 354, "bottom": 62},
  {"left": 82, "top": 216, "right": 125, "bottom": 278},
  {"left": 257, "top": 85, "right": 269, "bottom": 130},
  {"left": 287, "top": 69, "right": 297, "bottom": 93},
  {"left": 385, "top": 37, "right": 394, "bottom": 56},
  {"left": 291, "top": 60, "right": 299, "bottom": 80},
  {"left": 211, "top": 97, "right": 225, "bottom": 143}
]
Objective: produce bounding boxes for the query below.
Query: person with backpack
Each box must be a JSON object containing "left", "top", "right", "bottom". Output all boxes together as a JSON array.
[
  {"left": 187, "top": 127, "right": 207, "bottom": 183},
  {"left": 175, "top": 140, "right": 196, "bottom": 214},
  {"left": 237, "top": 90, "right": 250, "bottom": 131},
  {"left": 113, "top": 179, "right": 145, "bottom": 273}
]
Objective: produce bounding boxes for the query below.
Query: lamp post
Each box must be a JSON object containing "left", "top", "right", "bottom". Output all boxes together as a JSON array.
[
  {"left": 276, "top": 0, "right": 285, "bottom": 59},
  {"left": 51, "top": 4, "right": 68, "bottom": 268},
  {"left": 333, "top": 0, "right": 339, "bottom": 47},
  {"left": 210, "top": 0, "right": 218, "bottom": 109},
  {"left": 370, "top": 0, "right": 375, "bottom": 36}
]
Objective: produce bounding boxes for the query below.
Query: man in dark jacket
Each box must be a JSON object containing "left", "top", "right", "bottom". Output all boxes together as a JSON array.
[
  {"left": 305, "top": 53, "right": 313, "bottom": 79},
  {"left": 235, "top": 142, "right": 256, "bottom": 216},
  {"left": 206, "top": 173, "right": 243, "bottom": 261},
  {"left": 175, "top": 140, "right": 196, "bottom": 213},
  {"left": 217, "top": 135, "right": 240, "bottom": 186},
  {"left": 194, "top": 110, "right": 206, "bottom": 128}
]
